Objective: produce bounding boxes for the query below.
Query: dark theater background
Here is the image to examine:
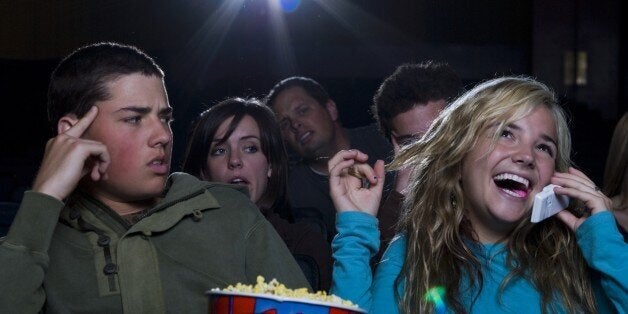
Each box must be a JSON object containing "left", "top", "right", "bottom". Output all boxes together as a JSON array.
[{"left": 0, "top": 0, "right": 626, "bottom": 215}]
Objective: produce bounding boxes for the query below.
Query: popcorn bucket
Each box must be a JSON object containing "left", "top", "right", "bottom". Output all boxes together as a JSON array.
[{"left": 207, "top": 291, "right": 366, "bottom": 314}]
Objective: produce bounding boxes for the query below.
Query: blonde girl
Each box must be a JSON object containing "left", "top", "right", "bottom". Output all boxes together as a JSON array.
[{"left": 328, "top": 76, "right": 627, "bottom": 313}]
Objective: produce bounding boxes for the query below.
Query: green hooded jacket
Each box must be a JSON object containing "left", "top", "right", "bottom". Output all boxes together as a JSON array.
[{"left": 0, "top": 172, "right": 309, "bottom": 313}]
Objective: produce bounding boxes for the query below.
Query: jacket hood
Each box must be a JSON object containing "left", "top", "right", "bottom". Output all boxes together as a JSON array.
[{"left": 58, "top": 172, "right": 251, "bottom": 235}]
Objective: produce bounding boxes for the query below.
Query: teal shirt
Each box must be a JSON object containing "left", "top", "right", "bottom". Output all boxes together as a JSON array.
[{"left": 331, "top": 211, "right": 628, "bottom": 313}]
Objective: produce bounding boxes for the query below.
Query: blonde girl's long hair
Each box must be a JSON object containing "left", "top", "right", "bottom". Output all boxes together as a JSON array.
[
  {"left": 603, "top": 112, "right": 628, "bottom": 208},
  {"left": 389, "top": 76, "right": 596, "bottom": 313}
]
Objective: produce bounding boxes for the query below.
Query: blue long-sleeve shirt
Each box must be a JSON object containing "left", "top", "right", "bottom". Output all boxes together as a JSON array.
[{"left": 331, "top": 211, "right": 628, "bottom": 313}]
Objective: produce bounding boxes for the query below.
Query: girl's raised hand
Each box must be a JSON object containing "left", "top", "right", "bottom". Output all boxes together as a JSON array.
[
  {"left": 553, "top": 167, "right": 613, "bottom": 231},
  {"left": 328, "top": 149, "right": 385, "bottom": 217}
]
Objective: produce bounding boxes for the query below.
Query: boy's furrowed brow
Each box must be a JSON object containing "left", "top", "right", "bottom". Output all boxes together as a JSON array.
[
  {"left": 114, "top": 106, "right": 173, "bottom": 115},
  {"left": 115, "top": 107, "right": 151, "bottom": 114},
  {"left": 160, "top": 107, "right": 173, "bottom": 115}
]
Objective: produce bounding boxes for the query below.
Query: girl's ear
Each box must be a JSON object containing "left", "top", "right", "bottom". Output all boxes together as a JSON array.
[
  {"left": 267, "top": 166, "right": 272, "bottom": 179},
  {"left": 199, "top": 168, "right": 210, "bottom": 181},
  {"left": 57, "top": 114, "right": 79, "bottom": 135}
]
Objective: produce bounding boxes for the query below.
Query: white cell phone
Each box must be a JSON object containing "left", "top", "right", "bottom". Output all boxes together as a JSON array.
[{"left": 530, "top": 184, "right": 570, "bottom": 223}]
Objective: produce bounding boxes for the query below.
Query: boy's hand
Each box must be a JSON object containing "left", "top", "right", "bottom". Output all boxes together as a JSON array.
[{"left": 32, "top": 106, "right": 110, "bottom": 201}]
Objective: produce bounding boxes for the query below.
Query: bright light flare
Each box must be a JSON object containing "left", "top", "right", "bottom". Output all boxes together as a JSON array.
[
  {"left": 178, "top": 0, "right": 246, "bottom": 87},
  {"left": 278, "top": 0, "right": 300, "bottom": 13},
  {"left": 424, "top": 286, "right": 447, "bottom": 314},
  {"left": 266, "top": 0, "right": 297, "bottom": 75}
]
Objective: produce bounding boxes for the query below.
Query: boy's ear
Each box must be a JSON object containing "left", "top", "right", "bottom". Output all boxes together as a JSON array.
[{"left": 57, "top": 114, "right": 79, "bottom": 135}]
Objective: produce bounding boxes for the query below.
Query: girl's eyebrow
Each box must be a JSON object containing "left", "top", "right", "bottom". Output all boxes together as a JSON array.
[
  {"left": 507, "top": 122, "right": 558, "bottom": 147},
  {"left": 540, "top": 134, "right": 558, "bottom": 147},
  {"left": 211, "top": 135, "right": 260, "bottom": 143},
  {"left": 239, "top": 135, "right": 260, "bottom": 141}
]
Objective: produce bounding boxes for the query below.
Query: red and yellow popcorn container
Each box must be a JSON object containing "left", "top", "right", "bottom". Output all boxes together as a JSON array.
[{"left": 207, "top": 291, "right": 366, "bottom": 314}]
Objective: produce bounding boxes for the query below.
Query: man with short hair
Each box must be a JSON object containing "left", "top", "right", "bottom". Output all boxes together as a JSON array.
[
  {"left": 0, "top": 42, "right": 308, "bottom": 313},
  {"left": 266, "top": 77, "right": 393, "bottom": 241},
  {"left": 371, "top": 61, "right": 462, "bottom": 256}
]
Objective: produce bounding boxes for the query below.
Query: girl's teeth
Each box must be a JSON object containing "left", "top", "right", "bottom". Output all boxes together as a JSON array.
[{"left": 493, "top": 173, "right": 529, "bottom": 188}]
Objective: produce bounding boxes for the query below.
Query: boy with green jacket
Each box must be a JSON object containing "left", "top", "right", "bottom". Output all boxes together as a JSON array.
[{"left": 0, "top": 42, "right": 308, "bottom": 313}]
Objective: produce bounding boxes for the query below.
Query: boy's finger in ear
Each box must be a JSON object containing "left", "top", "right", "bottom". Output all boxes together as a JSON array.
[{"left": 64, "top": 106, "right": 99, "bottom": 137}]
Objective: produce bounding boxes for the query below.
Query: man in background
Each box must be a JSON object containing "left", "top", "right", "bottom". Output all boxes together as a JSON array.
[
  {"left": 371, "top": 61, "right": 462, "bottom": 257},
  {"left": 266, "top": 76, "right": 393, "bottom": 241}
]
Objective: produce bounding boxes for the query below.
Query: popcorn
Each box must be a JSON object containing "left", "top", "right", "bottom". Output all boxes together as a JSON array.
[{"left": 212, "top": 276, "right": 358, "bottom": 308}]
